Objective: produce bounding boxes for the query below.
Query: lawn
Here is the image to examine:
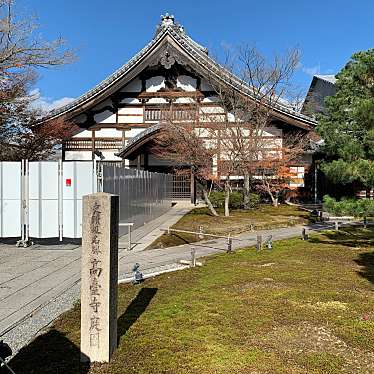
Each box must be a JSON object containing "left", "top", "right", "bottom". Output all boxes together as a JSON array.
[
  {"left": 148, "top": 204, "right": 311, "bottom": 249},
  {"left": 7, "top": 228, "right": 374, "bottom": 374}
]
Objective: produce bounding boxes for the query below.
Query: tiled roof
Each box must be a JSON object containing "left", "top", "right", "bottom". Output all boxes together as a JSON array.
[
  {"left": 42, "top": 15, "right": 316, "bottom": 127},
  {"left": 314, "top": 75, "right": 337, "bottom": 84}
]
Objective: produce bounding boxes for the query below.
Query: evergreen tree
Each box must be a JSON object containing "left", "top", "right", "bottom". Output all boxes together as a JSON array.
[{"left": 317, "top": 49, "right": 374, "bottom": 194}]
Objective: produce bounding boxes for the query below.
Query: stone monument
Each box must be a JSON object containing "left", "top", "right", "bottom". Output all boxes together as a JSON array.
[{"left": 81, "top": 192, "right": 119, "bottom": 363}]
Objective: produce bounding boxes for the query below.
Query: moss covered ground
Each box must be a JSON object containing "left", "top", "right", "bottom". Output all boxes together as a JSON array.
[
  {"left": 7, "top": 227, "right": 374, "bottom": 374},
  {"left": 148, "top": 204, "right": 310, "bottom": 249}
]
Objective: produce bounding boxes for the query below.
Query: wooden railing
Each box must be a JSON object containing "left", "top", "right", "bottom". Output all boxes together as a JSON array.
[
  {"left": 95, "top": 139, "right": 123, "bottom": 149},
  {"left": 64, "top": 139, "right": 92, "bottom": 150},
  {"left": 144, "top": 107, "right": 196, "bottom": 122},
  {"left": 64, "top": 138, "right": 123, "bottom": 150}
]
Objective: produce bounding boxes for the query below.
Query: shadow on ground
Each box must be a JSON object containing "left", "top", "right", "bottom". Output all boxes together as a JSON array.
[
  {"left": 117, "top": 287, "right": 157, "bottom": 343},
  {"left": 307, "top": 227, "right": 374, "bottom": 285},
  {"left": 3, "top": 287, "right": 158, "bottom": 374},
  {"left": 308, "top": 227, "right": 374, "bottom": 248},
  {"left": 3, "top": 329, "right": 89, "bottom": 374},
  {"left": 355, "top": 251, "right": 374, "bottom": 284}
]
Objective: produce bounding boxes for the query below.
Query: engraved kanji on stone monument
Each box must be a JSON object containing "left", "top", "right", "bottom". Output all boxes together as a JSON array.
[{"left": 81, "top": 193, "right": 119, "bottom": 363}]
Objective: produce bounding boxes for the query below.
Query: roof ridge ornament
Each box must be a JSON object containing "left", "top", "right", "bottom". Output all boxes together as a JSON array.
[
  {"left": 161, "top": 13, "right": 174, "bottom": 27},
  {"left": 156, "top": 13, "right": 184, "bottom": 36}
]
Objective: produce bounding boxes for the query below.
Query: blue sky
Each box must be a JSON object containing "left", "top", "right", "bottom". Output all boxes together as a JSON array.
[{"left": 18, "top": 0, "right": 374, "bottom": 109}]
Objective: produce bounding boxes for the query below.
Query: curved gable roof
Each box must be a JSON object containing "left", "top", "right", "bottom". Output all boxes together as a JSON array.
[{"left": 42, "top": 14, "right": 316, "bottom": 129}]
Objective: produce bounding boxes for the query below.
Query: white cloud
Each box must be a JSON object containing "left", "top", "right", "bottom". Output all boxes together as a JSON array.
[
  {"left": 301, "top": 64, "right": 321, "bottom": 77},
  {"left": 30, "top": 88, "right": 75, "bottom": 113}
]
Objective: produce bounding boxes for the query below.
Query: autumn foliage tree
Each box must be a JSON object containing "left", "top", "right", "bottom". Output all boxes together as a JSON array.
[
  {"left": 208, "top": 46, "right": 302, "bottom": 210},
  {"left": 256, "top": 135, "right": 307, "bottom": 206},
  {"left": 153, "top": 108, "right": 219, "bottom": 216},
  {"left": 0, "top": 0, "right": 75, "bottom": 160}
]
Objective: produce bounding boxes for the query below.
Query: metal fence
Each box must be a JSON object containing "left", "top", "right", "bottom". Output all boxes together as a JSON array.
[{"left": 100, "top": 164, "right": 173, "bottom": 236}]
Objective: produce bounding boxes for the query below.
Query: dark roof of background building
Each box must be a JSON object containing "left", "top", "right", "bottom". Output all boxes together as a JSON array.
[{"left": 301, "top": 74, "right": 337, "bottom": 116}]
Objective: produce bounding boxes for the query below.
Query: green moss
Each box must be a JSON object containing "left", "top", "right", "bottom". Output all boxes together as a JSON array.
[
  {"left": 9, "top": 227, "right": 374, "bottom": 374},
  {"left": 148, "top": 204, "right": 310, "bottom": 249}
]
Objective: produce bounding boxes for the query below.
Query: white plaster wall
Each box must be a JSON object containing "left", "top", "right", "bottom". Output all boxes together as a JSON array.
[
  {"left": 125, "top": 128, "right": 146, "bottom": 138},
  {"left": 146, "top": 76, "right": 165, "bottom": 92},
  {"left": 195, "top": 128, "right": 215, "bottom": 137},
  {"left": 147, "top": 98, "right": 168, "bottom": 104},
  {"left": 202, "top": 96, "right": 218, "bottom": 103},
  {"left": 99, "top": 151, "right": 122, "bottom": 161},
  {"left": 200, "top": 114, "right": 225, "bottom": 123},
  {"left": 177, "top": 75, "right": 196, "bottom": 91},
  {"left": 203, "top": 139, "right": 218, "bottom": 149},
  {"left": 174, "top": 97, "right": 195, "bottom": 104},
  {"left": 94, "top": 110, "right": 116, "bottom": 124},
  {"left": 118, "top": 107, "right": 143, "bottom": 115},
  {"left": 118, "top": 115, "right": 143, "bottom": 124},
  {"left": 227, "top": 112, "right": 235, "bottom": 122},
  {"left": 263, "top": 127, "right": 282, "bottom": 137},
  {"left": 200, "top": 106, "right": 225, "bottom": 114},
  {"left": 65, "top": 151, "right": 91, "bottom": 160},
  {"left": 120, "top": 78, "right": 142, "bottom": 92},
  {"left": 94, "top": 128, "right": 122, "bottom": 138},
  {"left": 119, "top": 98, "right": 140, "bottom": 104},
  {"left": 263, "top": 138, "right": 283, "bottom": 148},
  {"left": 290, "top": 166, "right": 305, "bottom": 187},
  {"left": 72, "top": 130, "right": 92, "bottom": 138}
]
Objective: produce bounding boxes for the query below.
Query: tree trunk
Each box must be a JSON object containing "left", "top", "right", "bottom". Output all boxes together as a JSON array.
[
  {"left": 202, "top": 188, "right": 219, "bottom": 217},
  {"left": 268, "top": 189, "right": 279, "bottom": 207},
  {"left": 264, "top": 180, "right": 279, "bottom": 207},
  {"left": 366, "top": 187, "right": 372, "bottom": 199},
  {"left": 224, "top": 178, "right": 230, "bottom": 217},
  {"left": 243, "top": 172, "right": 251, "bottom": 210}
]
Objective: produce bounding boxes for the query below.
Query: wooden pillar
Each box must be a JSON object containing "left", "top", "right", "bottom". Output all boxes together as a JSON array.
[
  {"left": 190, "top": 169, "right": 196, "bottom": 204},
  {"left": 91, "top": 130, "right": 96, "bottom": 160},
  {"left": 144, "top": 152, "right": 149, "bottom": 171}
]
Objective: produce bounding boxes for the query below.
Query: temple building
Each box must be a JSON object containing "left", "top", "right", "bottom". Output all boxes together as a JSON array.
[
  {"left": 302, "top": 75, "right": 337, "bottom": 116},
  {"left": 42, "top": 14, "right": 317, "bottom": 198}
]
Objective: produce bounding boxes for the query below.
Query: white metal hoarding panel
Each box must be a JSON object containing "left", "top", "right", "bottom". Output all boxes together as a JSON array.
[
  {"left": 62, "top": 161, "right": 96, "bottom": 238},
  {"left": 0, "top": 162, "right": 21, "bottom": 237},
  {"left": 62, "top": 162, "right": 76, "bottom": 238},
  {"left": 29, "top": 162, "right": 59, "bottom": 238},
  {"left": 28, "top": 162, "right": 40, "bottom": 238},
  {"left": 76, "top": 162, "right": 95, "bottom": 198},
  {"left": 62, "top": 199, "right": 75, "bottom": 238}
]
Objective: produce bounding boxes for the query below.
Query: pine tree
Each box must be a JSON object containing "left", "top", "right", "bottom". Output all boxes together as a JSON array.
[{"left": 317, "top": 49, "right": 374, "bottom": 195}]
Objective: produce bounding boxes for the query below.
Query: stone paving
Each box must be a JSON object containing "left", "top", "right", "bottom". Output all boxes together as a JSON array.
[
  {"left": 0, "top": 202, "right": 193, "bottom": 347},
  {"left": 0, "top": 201, "right": 334, "bottom": 354}
]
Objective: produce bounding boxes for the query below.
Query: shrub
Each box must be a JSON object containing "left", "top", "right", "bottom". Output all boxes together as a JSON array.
[
  {"left": 323, "top": 195, "right": 374, "bottom": 217},
  {"left": 208, "top": 191, "right": 260, "bottom": 209},
  {"left": 209, "top": 191, "right": 225, "bottom": 209},
  {"left": 229, "top": 191, "right": 243, "bottom": 209},
  {"left": 247, "top": 193, "right": 260, "bottom": 208}
]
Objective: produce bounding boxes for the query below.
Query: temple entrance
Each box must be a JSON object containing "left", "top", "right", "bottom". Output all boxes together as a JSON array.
[
  {"left": 122, "top": 132, "right": 193, "bottom": 200},
  {"left": 172, "top": 174, "right": 191, "bottom": 200}
]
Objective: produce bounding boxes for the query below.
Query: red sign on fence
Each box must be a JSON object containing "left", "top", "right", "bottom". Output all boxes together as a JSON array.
[{"left": 66, "top": 178, "right": 72, "bottom": 187}]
